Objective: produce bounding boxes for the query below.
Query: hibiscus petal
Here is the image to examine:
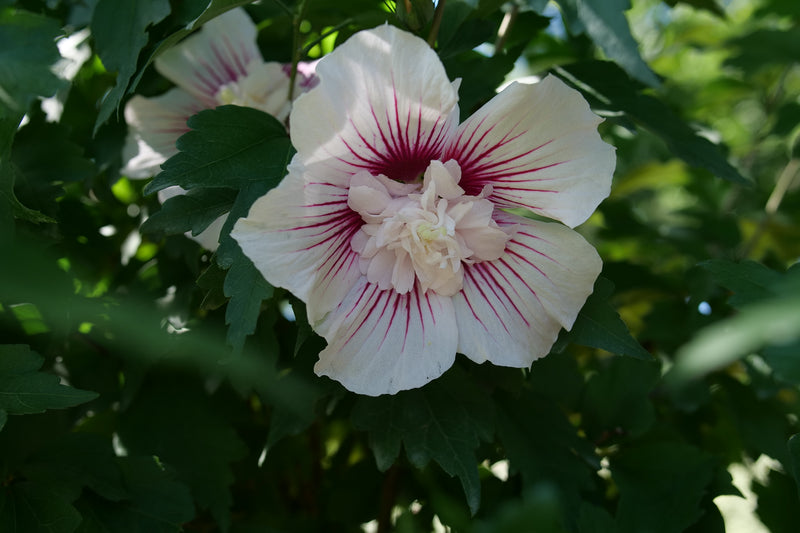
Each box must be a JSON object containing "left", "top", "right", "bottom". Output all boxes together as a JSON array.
[
  {"left": 314, "top": 277, "right": 458, "bottom": 396},
  {"left": 452, "top": 212, "right": 602, "bottom": 367},
  {"left": 289, "top": 24, "right": 460, "bottom": 186},
  {"left": 155, "top": 8, "right": 262, "bottom": 104},
  {"left": 444, "top": 75, "right": 615, "bottom": 228},
  {"left": 122, "top": 88, "right": 204, "bottom": 178},
  {"left": 231, "top": 161, "right": 363, "bottom": 324}
]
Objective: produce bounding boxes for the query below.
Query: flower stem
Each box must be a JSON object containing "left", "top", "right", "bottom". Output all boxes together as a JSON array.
[
  {"left": 739, "top": 158, "right": 800, "bottom": 258},
  {"left": 426, "top": 0, "right": 446, "bottom": 48},
  {"left": 494, "top": 3, "right": 519, "bottom": 55},
  {"left": 288, "top": 0, "right": 309, "bottom": 102}
]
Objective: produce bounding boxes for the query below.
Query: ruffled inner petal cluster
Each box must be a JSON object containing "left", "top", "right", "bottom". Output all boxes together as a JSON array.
[{"left": 348, "top": 160, "right": 511, "bottom": 296}]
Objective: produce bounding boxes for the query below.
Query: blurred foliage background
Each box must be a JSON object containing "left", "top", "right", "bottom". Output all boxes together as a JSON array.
[{"left": 1, "top": 0, "right": 799, "bottom": 531}]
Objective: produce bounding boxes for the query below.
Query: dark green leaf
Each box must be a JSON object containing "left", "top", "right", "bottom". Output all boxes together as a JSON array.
[
  {"left": 222, "top": 244, "right": 274, "bottom": 352},
  {"left": 558, "top": 276, "right": 651, "bottom": 359},
  {"left": 474, "top": 485, "right": 567, "bottom": 533},
  {"left": 144, "top": 106, "right": 292, "bottom": 195},
  {"left": 128, "top": 0, "right": 256, "bottom": 92},
  {"left": 580, "top": 357, "right": 661, "bottom": 440},
  {"left": 496, "top": 389, "right": 597, "bottom": 505},
  {"left": 612, "top": 441, "right": 715, "bottom": 533},
  {"left": 558, "top": 0, "right": 659, "bottom": 86},
  {"left": 0, "top": 482, "right": 82, "bottom": 533},
  {"left": 75, "top": 456, "right": 195, "bottom": 533},
  {"left": 91, "top": 0, "right": 171, "bottom": 133},
  {"left": 352, "top": 368, "right": 494, "bottom": 514},
  {"left": 577, "top": 503, "right": 619, "bottom": 533},
  {"left": 118, "top": 377, "right": 246, "bottom": 531},
  {"left": 443, "top": 51, "right": 517, "bottom": 118},
  {"left": 21, "top": 433, "right": 127, "bottom": 503},
  {"left": 700, "top": 259, "right": 783, "bottom": 308},
  {"left": 752, "top": 468, "right": 800, "bottom": 533},
  {"left": 140, "top": 188, "right": 237, "bottom": 238},
  {"left": 557, "top": 61, "right": 749, "bottom": 185},
  {"left": 0, "top": 345, "right": 98, "bottom": 417},
  {"left": 12, "top": 122, "right": 97, "bottom": 184},
  {"left": 725, "top": 28, "right": 800, "bottom": 72},
  {"left": 0, "top": 409, "right": 5, "bottom": 432},
  {"left": 0, "top": 10, "right": 64, "bottom": 118},
  {"left": 763, "top": 341, "right": 800, "bottom": 385}
]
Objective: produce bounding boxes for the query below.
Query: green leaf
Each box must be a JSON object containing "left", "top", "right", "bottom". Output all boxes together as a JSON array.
[
  {"left": 556, "top": 60, "right": 749, "bottom": 185},
  {"left": 752, "top": 468, "right": 800, "bottom": 532},
  {"left": 667, "top": 294, "right": 800, "bottom": 384},
  {"left": 144, "top": 106, "right": 292, "bottom": 195},
  {"left": 557, "top": 276, "right": 651, "bottom": 359},
  {"left": 352, "top": 368, "right": 494, "bottom": 514},
  {"left": 580, "top": 357, "right": 661, "bottom": 440},
  {"left": 222, "top": 243, "right": 274, "bottom": 353},
  {"left": 0, "top": 10, "right": 64, "bottom": 118},
  {"left": 443, "top": 51, "right": 517, "bottom": 119},
  {"left": 0, "top": 482, "right": 82, "bottom": 533},
  {"left": 0, "top": 345, "right": 98, "bottom": 417},
  {"left": 0, "top": 409, "right": 5, "bottom": 432},
  {"left": 495, "top": 389, "right": 597, "bottom": 505},
  {"left": 474, "top": 485, "right": 567, "bottom": 533},
  {"left": 700, "top": 259, "right": 783, "bottom": 308},
  {"left": 611, "top": 441, "right": 715, "bottom": 533},
  {"left": 21, "top": 433, "right": 127, "bottom": 503},
  {"left": 90, "top": 0, "right": 171, "bottom": 133},
  {"left": 118, "top": 377, "right": 246, "bottom": 531},
  {"left": 725, "top": 28, "right": 800, "bottom": 72},
  {"left": 140, "top": 188, "right": 237, "bottom": 238},
  {"left": 576, "top": 503, "right": 619, "bottom": 533},
  {"left": 128, "top": 0, "right": 255, "bottom": 93},
  {"left": 558, "top": 0, "right": 659, "bottom": 86},
  {"left": 75, "top": 456, "right": 195, "bottom": 533},
  {"left": 789, "top": 434, "right": 800, "bottom": 499}
]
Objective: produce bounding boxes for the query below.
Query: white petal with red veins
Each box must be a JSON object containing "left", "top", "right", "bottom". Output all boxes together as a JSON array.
[
  {"left": 289, "top": 24, "right": 461, "bottom": 187},
  {"left": 231, "top": 161, "right": 363, "bottom": 325},
  {"left": 155, "top": 8, "right": 262, "bottom": 105},
  {"left": 444, "top": 75, "right": 615, "bottom": 228},
  {"left": 122, "top": 88, "right": 204, "bottom": 178},
  {"left": 452, "top": 211, "right": 602, "bottom": 367},
  {"left": 314, "top": 277, "right": 458, "bottom": 396}
]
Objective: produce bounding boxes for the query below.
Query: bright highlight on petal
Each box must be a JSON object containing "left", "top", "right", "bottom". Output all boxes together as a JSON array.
[
  {"left": 121, "top": 8, "right": 318, "bottom": 250},
  {"left": 233, "top": 25, "right": 615, "bottom": 396}
]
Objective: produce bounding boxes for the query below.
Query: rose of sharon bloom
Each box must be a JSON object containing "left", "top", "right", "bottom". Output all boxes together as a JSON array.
[
  {"left": 121, "top": 7, "right": 317, "bottom": 250},
  {"left": 232, "top": 25, "right": 615, "bottom": 396}
]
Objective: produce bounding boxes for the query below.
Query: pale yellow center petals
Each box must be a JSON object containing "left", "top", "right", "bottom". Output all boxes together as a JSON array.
[
  {"left": 348, "top": 160, "right": 511, "bottom": 296},
  {"left": 214, "top": 61, "right": 293, "bottom": 121}
]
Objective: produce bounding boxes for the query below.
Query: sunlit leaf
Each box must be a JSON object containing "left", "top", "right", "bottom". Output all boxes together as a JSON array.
[{"left": 558, "top": 0, "right": 659, "bottom": 86}]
